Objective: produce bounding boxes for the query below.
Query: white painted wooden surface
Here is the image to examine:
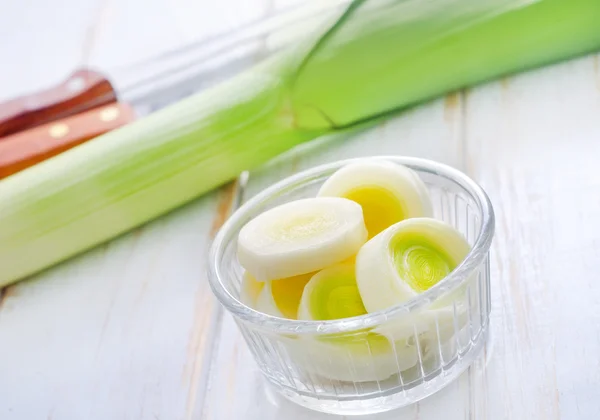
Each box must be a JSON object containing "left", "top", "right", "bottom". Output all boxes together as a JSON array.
[{"left": 1, "top": 0, "right": 600, "bottom": 419}]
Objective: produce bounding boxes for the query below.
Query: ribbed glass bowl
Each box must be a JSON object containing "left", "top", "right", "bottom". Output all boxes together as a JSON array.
[{"left": 208, "top": 156, "right": 495, "bottom": 415}]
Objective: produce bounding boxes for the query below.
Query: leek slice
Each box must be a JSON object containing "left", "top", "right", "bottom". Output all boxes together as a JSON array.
[
  {"left": 297, "top": 261, "right": 367, "bottom": 321},
  {"left": 237, "top": 197, "right": 367, "bottom": 281},
  {"left": 294, "top": 261, "right": 419, "bottom": 381},
  {"left": 239, "top": 272, "right": 265, "bottom": 307},
  {"left": 317, "top": 160, "right": 432, "bottom": 238},
  {"left": 254, "top": 272, "right": 314, "bottom": 319},
  {"left": 356, "top": 218, "right": 470, "bottom": 313}
]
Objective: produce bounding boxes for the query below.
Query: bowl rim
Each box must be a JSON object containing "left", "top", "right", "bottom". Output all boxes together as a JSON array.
[{"left": 207, "top": 156, "right": 495, "bottom": 335}]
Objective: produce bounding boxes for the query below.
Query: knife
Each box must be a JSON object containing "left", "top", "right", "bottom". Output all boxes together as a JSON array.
[{"left": 0, "top": 0, "right": 350, "bottom": 180}]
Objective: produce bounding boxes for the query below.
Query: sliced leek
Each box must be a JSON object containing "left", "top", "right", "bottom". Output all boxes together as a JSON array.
[
  {"left": 237, "top": 197, "right": 367, "bottom": 281},
  {"left": 356, "top": 218, "right": 470, "bottom": 313},
  {"left": 254, "top": 272, "right": 314, "bottom": 319},
  {"left": 298, "top": 261, "right": 367, "bottom": 321},
  {"left": 294, "top": 261, "right": 418, "bottom": 381},
  {"left": 317, "top": 161, "right": 432, "bottom": 237},
  {"left": 239, "top": 272, "right": 265, "bottom": 307},
  {"left": 2, "top": 0, "right": 600, "bottom": 286}
]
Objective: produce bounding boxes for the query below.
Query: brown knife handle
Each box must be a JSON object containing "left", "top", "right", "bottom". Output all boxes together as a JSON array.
[
  {"left": 0, "top": 102, "right": 136, "bottom": 180},
  {"left": 0, "top": 69, "right": 117, "bottom": 138}
]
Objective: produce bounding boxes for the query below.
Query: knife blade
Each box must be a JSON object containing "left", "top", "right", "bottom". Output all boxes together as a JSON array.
[{"left": 0, "top": 0, "right": 349, "bottom": 136}]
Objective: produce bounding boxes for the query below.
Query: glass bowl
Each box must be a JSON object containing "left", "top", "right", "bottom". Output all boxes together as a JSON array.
[{"left": 208, "top": 156, "right": 495, "bottom": 415}]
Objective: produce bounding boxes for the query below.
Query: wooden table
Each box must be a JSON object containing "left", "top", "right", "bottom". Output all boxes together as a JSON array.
[{"left": 2, "top": 1, "right": 600, "bottom": 419}]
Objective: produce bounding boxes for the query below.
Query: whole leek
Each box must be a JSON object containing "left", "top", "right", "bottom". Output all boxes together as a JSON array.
[{"left": 1, "top": 0, "right": 600, "bottom": 286}]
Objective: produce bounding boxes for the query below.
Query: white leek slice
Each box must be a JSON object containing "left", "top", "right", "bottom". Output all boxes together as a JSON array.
[
  {"left": 254, "top": 272, "right": 313, "bottom": 319},
  {"left": 239, "top": 271, "right": 265, "bottom": 307},
  {"left": 298, "top": 261, "right": 367, "bottom": 321},
  {"left": 295, "top": 261, "right": 418, "bottom": 381},
  {"left": 317, "top": 161, "right": 433, "bottom": 238},
  {"left": 356, "top": 218, "right": 470, "bottom": 313},
  {"left": 237, "top": 197, "right": 367, "bottom": 281}
]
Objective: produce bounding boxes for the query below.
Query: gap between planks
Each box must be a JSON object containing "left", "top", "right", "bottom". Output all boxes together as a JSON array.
[
  {"left": 186, "top": 172, "right": 249, "bottom": 420},
  {"left": 443, "top": 89, "right": 469, "bottom": 174}
]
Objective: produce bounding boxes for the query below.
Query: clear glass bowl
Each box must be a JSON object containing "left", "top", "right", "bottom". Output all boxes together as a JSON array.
[{"left": 208, "top": 156, "right": 495, "bottom": 415}]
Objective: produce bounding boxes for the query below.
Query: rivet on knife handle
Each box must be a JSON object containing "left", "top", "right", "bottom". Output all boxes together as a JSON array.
[
  {"left": 0, "top": 69, "right": 117, "bottom": 137},
  {"left": 0, "top": 102, "right": 136, "bottom": 180}
]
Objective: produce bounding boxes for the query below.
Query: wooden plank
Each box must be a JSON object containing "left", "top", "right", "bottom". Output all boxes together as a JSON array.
[
  {"left": 2, "top": 0, "right": 600, "bottom": 418},
  {"left": 464, "top": 54, "right": 600, "bottom": 420}
]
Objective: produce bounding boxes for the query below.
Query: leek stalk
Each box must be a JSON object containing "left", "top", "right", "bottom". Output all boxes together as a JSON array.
[{"left": 1, "top": 0, "right": 600, "bottom": 286}]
